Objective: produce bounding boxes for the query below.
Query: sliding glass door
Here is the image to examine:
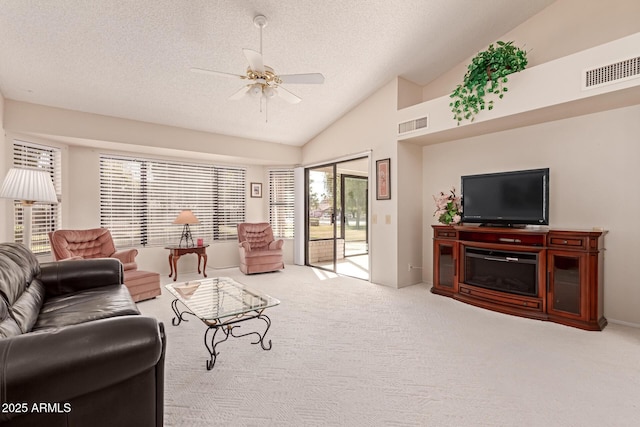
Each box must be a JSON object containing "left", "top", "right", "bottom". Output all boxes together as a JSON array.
[
  {"left": 307, "top": 164, "right": 337, "bottom": 271},
  {"left": 305, "top": 157, "right": 369, "bottom": 279},
  {"left": 341, "top": 175, "right": 368, "bottom": 257}
]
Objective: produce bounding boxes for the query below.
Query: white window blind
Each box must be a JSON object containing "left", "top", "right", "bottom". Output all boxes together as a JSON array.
[
  {"left": 214, "top": 167, "right": 247, "bottom": 240},
  {"left": 100, "top": 155, "right": 245, "bottom": 247},
  {"left": 12, "top": 141, "right": 61, "bottom": 254},
  {"left": 269, "top": 169, "right": 295, "bottom": 239},
  {"left": 99, "top": 156, "right": 145, "bottom": 247}
]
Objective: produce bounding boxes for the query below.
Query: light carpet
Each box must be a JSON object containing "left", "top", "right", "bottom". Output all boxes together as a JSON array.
[{"left": 138, "top": 265, "right": 640, "bottom": 426}]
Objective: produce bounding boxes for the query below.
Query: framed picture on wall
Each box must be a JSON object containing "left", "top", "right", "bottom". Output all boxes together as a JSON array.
[
  {"left": 376, "top": 158, "right": 390, "bottom": 200},
  {"left": 250, "top": 182, "right": 262, "bottom": 198}
]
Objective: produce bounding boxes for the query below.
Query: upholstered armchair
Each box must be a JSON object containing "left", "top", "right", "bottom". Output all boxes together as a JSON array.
[
  {"left": 237, "top": 222, "right": 285, "bottom": 274},
  {"left": 49, "top": 228, "right": 137, "bottom": 269},
  {"left": 48, "top": 228, "right": 161, "bottom": 302}
]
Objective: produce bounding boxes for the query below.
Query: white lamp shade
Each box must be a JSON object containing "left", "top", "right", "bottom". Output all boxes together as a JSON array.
[
  {"left": 0, "top": 168, "right": 58, "bottom": 204},
  {"left": 173, "top": 209, "right": 200, "bottom": 225}
]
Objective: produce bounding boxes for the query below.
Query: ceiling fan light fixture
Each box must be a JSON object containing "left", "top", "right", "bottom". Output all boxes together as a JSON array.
[
  {"left": 249, "top": 83, "right": 263, "bottom": 97},
  {"left": 263, "top": 86, "right": 276, "bottom": 98},
  {"left": 191, "top": 13, "right": 323, "bottom": 111}
]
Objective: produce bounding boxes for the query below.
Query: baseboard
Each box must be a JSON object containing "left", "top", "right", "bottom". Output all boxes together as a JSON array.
[{"left": 606, "top": 318, "right": 640, "bottom": 329}]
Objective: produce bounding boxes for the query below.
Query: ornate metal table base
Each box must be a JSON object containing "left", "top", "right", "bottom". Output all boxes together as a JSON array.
[{"left": 170, "top": 298, "right": 273, "bottom": 370}]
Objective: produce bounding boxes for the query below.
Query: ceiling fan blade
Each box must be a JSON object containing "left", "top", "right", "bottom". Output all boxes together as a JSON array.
[
  {"left": 242, "top": 48, "right": 265, "bottom": 74},
  {"left": 228, "top": 85, "right": 250, "bottom": 100},
  {"left": 190, "top": 67, "right": 245, "bottom": 79},
  {"left": 276, "top": 86, "right": 302, "bottom": 104},
  {"left": 279, "top": 73, "right": 325, "bottom": 84}
]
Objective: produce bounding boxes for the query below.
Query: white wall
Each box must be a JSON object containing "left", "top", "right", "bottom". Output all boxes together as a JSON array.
[
  {"left": 397, "top": 141, "right": 423, "bottom": 285},
  {"left": 3, "top": 100, "right": 301, "bottom": 166},
  {"left": 302, "top": 79, "right": 403, "bottom": 287},
  {"left": 421, "top": 0, "right": 640, "bottom": 102},
  {"left": 422, "top": 105, "right": 640, "bottom": 326}
]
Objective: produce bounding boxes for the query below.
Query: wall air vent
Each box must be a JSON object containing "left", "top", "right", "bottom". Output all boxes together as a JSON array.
[
  {"left": 583, "top": 56, "right": 640, "bottom": 90},
  {"left": 398, "top": 116, "right": 428, "bottom": 134}
]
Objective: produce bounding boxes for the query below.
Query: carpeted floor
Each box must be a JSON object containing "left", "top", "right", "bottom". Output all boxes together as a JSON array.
[{"left": 138, "top": 265, "right": 640, "bottom": 426}]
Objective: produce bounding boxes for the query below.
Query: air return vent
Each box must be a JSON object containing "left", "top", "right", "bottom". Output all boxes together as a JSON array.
[
  {"left": 583, "top": 56, "right": 640, "bottom": 90},
  {"left": 398, "top": 116, "right": 428, "bottom": 134}
]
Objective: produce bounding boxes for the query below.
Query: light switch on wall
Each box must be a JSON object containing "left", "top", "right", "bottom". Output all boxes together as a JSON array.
[
  {"left": 385, "top": 214, "right": 391, "bottom": 224},
  {"left": 372, "top": 214, "right": 377, "bottom": 224}
]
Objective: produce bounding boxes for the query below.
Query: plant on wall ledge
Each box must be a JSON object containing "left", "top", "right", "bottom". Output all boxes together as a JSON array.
[{"left": 449, "top": 41, "right": 528, "bottom": 125}]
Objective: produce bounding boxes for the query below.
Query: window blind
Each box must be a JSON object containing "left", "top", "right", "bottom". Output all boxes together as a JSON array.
[
  {"left": 100, "top": 155, "right": 245, "bottom": 247},
  {"left": 12, "top": 141, "right": 61, "bottom": 254},
  {"left": 268, "top": 169, "right": 295, "bottom": 239},
  {"left": 213, "top": 166, "right": 246, "bottom": 240}
]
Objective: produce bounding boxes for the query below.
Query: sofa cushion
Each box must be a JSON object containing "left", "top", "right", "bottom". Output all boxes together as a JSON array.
[
  {"left": 0, "top": 242, "right": 40, "bottom": 305},
  {"left": 0, "top": 296, "right": 22, "bottom": 338},
  {"left": 10, "top": 279, "right": 45, "bottom": 333},
  {"left": 242, "top": 249, "right": 283, "bottom": 262},
  {"left": 33, "top": 284, "right": 140, "bottom": 331},
  {"left": 0, "top": 243, "right": 44, "bottom": 337}
]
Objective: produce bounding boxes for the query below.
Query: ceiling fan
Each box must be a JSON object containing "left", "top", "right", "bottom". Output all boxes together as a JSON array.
[{"left": 191, "top": 15, "right": 324, "bottom": 107}]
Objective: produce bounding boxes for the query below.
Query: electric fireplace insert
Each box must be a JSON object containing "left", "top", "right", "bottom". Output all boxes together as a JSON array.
[{"left": 464, "top": 247, "right": 538, "bottom": 297}]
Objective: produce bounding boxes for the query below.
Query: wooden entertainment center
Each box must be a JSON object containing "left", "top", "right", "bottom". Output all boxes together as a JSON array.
[{"left": 432, "top": 225, "right": 607, "bottom": 330}]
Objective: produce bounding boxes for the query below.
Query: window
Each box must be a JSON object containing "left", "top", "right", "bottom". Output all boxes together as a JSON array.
[
  {"left": 11, "top": 141, "right": 61, "bottom": 254},
  {"left": 100, "top": 155, "right": 245, "bottom": 247},
  {"left": 268, "top": 169, "right": 295, "bottom": 239}
]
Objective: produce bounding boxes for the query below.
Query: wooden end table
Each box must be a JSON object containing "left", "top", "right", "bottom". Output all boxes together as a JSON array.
[{"left": 165, "top": 244, "right": 209, "bottom": 282}]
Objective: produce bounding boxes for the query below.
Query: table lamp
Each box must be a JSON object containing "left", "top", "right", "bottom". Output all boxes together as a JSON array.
[
  {"left": 0, "top": 168, "right": 58, "bottom": 250},
  {"left": 173, "top": 209, "right": 199, "bottom": 247}
]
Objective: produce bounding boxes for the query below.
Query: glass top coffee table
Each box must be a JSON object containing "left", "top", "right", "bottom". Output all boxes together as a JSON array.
[{"left": 166, "top": 277, "right": 280, "bottom": 370}]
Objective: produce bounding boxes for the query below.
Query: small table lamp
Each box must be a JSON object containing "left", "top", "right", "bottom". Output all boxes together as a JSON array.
[
  {"left": 0, "top": 168, "right": 58, "bottom": 250},
  {"left": 173, "top": 209, "right": 199, "bottom": 247}
]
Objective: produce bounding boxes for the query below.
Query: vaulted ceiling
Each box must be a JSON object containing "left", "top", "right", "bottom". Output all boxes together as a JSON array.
[{"left": 0, "top": 0, "right": 556, "bottom": 146}]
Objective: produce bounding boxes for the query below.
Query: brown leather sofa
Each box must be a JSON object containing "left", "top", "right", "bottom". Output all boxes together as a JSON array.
[
  {"left": 48, "top": 228, "right": 161, "bottom": 302},
  {"left": 237, "top": 222, "right": 285, "bottom": 274},
  {"left": 0, "top": 242, "right": 165, "bottom": 427}
]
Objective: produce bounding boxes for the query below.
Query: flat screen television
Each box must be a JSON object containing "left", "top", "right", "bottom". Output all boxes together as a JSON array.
[{"left": 461, "top": 168, "right": 549, "bottom": 227}]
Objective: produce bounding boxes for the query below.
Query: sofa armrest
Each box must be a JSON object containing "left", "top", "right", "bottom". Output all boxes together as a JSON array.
[
  {"left": 0, "top": 316, "right": 165, "bottom": 423},
  {"left": 269, "top": 239, "right": 284, "bottom": 250},
  {"left": 39, "top": 258, "right": 124, "bottom": 297},
  {"left": 239, "top": 241, "right": 251, "bottom": 251}
]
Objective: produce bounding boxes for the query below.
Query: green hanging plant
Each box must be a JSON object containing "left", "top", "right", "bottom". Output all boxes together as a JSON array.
[{"left": 449, "top": 41, "right": 528, "bottom": 125}]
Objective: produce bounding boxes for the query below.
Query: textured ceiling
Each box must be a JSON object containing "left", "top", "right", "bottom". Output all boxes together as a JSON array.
[{"left": 0, "top": 0, "right": 556, "bottom": 146}]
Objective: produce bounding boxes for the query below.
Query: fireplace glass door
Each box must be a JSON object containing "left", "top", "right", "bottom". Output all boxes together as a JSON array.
[{"left": 464, "top": 247, "right": 538, "bottom": 297}]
